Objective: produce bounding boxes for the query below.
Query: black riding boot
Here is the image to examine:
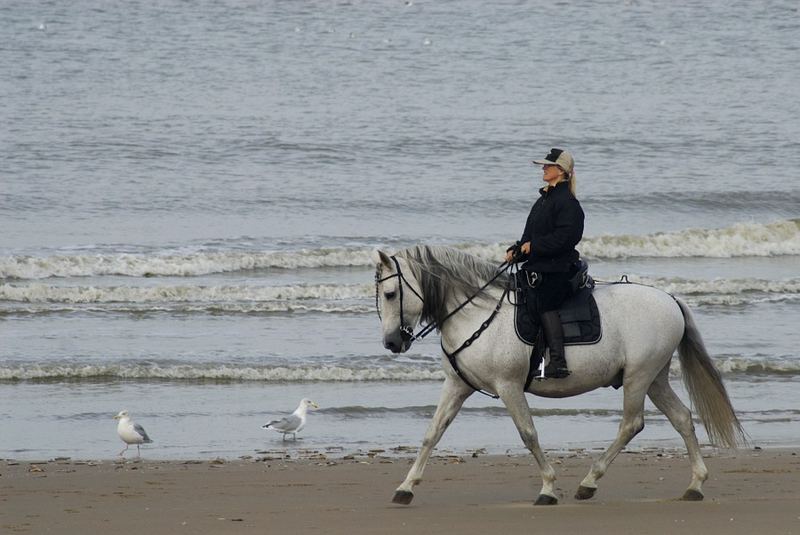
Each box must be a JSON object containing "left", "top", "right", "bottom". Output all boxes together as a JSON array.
[{"left": 541, "top": 311, "right": 570, "bottom": 379}]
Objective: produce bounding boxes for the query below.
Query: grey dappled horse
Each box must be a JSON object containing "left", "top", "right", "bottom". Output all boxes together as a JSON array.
[{"left": 373, "top": 245, "right": 744, "bottom": 505}]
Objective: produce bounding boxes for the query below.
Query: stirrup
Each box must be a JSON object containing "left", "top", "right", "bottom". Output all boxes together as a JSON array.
[
  {"left": 534, "top": 353, "right": 570, "bottom": 380},
  {"left": 543, "top": 364, "right": 571, "bottom": 379},
  {"left": 534, "top": 355, "right": 571, "bottom": 381}
]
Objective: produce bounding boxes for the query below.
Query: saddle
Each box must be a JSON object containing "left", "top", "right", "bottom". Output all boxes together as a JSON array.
[
  {"left": 513, "top": 260, "right": 602, "bottom": 347},
  {"left": 514, "top": 286, "right": 602, "bottom": 346}
]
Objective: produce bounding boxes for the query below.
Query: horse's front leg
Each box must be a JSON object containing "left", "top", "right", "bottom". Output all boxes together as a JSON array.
[
  {"left": 392, "top": 377, "right": 473, "bottom": 504},
  {"left": 496, "top": 384, "right": 558, "bottom": 505}
]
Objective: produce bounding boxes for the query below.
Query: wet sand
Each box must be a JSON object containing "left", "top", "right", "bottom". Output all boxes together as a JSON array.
[{"left": 1, "top": 448, "right": 798, "bottom": 534}]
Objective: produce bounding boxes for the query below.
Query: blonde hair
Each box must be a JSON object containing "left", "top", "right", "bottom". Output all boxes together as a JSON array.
[
  {"left": 567, "top": 170, "right": 577, "bottom": 197},
  {"left": 557, "top": 167, "right": 577, "bottom": 197}
]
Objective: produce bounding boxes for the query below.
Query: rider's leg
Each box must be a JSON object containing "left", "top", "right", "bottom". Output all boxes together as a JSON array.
[
  {"left": 541, "top": 310, "right": 570, "bottom": 378},
  {"left": 537, "top": 272, "right": 572, "bottom": 379}
]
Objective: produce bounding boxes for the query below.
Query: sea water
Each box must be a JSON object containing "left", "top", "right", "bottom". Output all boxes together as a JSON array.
[{"left": 1, "top": 0, "right": 798, "bottom": 460}]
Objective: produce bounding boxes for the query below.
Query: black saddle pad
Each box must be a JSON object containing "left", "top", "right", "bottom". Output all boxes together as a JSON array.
[{"left": 514, "top": 287, "right": 602, "bottom": 346}]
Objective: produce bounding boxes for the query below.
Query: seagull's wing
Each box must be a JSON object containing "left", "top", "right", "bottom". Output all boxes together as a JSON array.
[
  {"left": 263, "top": 414, "right": 302, "bottom": 432},
  {"left": 133, "top": 423, "right": 153, "bottom": 443}
]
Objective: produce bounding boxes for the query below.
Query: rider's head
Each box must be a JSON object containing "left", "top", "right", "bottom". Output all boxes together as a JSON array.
[{"left": 533, "top": 148, "right": 576, "bottom": 195}]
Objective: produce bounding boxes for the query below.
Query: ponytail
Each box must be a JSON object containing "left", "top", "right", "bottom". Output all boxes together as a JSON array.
[
  {"left": 567, "top": 170, "right": 577, "bottom": 197},
  {"left": 558, "top": 167, "right": 577, "bottom": 197}
]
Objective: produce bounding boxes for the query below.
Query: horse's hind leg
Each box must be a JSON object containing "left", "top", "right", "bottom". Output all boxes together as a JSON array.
[
  {"left": 576, "top": 379, "right": 648, "bottom": 500},
  {"left": 647, "top": 364, "right": 708, "bottom": 500},
  {"left": 497, "top": 384, "right": 558, "bottom": 505},
  {"left": 392, "top": 377, "right": 473, "bottom": 505}
]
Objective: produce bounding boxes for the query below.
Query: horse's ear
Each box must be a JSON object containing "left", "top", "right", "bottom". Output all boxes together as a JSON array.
[{"left": 371, "top": 249, "right": 392, "bottom": 268}]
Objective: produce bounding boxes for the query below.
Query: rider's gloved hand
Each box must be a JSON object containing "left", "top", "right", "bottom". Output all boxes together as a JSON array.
[{"left": 505, "top": 242, "right": 522, "bottom": 263}]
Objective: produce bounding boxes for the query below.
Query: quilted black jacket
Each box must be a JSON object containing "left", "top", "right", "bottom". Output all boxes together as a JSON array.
[{"left": 518, "top": 181, "right": 584, "bottom": 273}]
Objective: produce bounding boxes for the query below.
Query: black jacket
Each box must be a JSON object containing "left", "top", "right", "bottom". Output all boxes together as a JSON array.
[{"left": 518, "top": 181, "right": 584, "bottom": 273}]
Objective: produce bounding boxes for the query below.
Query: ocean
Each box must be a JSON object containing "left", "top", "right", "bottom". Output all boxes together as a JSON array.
[{"left": 1, "top": 0, "right": 798, "bottom": 460}]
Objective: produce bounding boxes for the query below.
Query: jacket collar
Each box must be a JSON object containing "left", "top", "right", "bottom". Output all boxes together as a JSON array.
[{"left": 539, "top": 180, "right": 569, "bottom": 196}]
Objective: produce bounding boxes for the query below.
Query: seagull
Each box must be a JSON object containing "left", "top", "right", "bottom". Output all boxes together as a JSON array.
[
  {"left": 114, "top": 410, "right": 153, "bottom": 458},
  {"left": 261, "top": 398, "right": 319, "bottom": 441}
]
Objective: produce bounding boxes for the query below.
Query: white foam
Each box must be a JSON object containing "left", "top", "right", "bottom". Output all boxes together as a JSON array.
[
  {"left": 0, "top": 363, "right": 446, "bottom": 382},
  {"left": 0, "top": 282, "right": 373, "bottom": 304},
  {"left": 669, "top": 356, "right": 800, "bottom": 376},
  {"left": 0, "top": 248, "right": 376, "bottom": 280},
  {"left": 1, "top": 219, "right": 797, "bottom": 280},
  {"left": 1, "top": 356, "right": 795, "bottom": 382},
  {"left": 581, "top": 219, "right": 800, "bottom": 259},
  {"left": 465, "top": 219, "right": 800, "bottom": 261},
  {"left": 613, "top": 276, "right": 800, "bottom": 306},
  {"left": 1, "top": 277, "right": 797, "bottom": 313}
]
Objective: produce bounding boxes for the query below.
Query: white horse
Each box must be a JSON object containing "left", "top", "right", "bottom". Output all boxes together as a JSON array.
[{"left": 373, "top": 245, "right": 744, "bottom": 505}]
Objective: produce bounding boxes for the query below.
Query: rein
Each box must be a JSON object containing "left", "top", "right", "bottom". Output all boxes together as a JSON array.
[{"left": 376, "top": 255, "right": 512, "bottom": 398}]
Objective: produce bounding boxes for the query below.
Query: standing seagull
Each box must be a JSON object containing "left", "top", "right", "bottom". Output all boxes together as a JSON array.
[
  {"left": 262, "top": 398, "right": 319, "bottom": 441},
  {"left": 114, "top": 410, "right": 153, "bottom": 458}
]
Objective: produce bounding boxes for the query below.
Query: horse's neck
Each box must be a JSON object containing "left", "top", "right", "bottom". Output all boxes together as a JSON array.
[{"left": 438, "top": 290, "right": 500, "bottom": 348}]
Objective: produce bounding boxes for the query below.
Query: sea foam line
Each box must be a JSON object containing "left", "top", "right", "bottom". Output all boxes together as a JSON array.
[
  {"left": 1, "top": 278, "right": 797, "bottom": 308},
  {"left": 0, "top": 363, "right": 446, "bottom": 382},
  {"left": 1, "top": 356, "right": 796, "bottom": 382},
  {"left": 579, "top": 218, "right": 800, "bottom": 259},
  {"left": 0, "top": 248, "right": 374, "bottom": 279},
  {"left": 0, "top": 283, "right": 373, "bottom": 303},
  {"left": 1, "top": 219, "right": 797, "bottom": 280}
]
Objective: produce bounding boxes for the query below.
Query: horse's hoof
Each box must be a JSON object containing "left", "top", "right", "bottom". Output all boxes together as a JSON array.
[
  {"left": 392, "top": 490, "right": 414, "bottom": 505},
  {"left": 681, "top": 489, "right": 704, "bottom": 501},
  {"left": 534, "top": 494, "right": 558, "bottom": 506},
  {"left": 575, "top": 485, "right": 596, "bottom": 500}
]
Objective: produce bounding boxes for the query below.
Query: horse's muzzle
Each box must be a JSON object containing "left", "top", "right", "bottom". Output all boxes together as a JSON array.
[{"left": 384, "top": 338, "right": 410, "bottom": 353}]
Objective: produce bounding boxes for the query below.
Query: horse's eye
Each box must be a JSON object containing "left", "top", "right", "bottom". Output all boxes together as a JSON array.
[{"left": 384, "top": 291, "right": 396, "bottom": 300}]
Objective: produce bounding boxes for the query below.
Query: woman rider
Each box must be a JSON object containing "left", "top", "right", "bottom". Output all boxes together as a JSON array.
[{"left": 505, "top": 148, "right": 584, "bottom": 379}]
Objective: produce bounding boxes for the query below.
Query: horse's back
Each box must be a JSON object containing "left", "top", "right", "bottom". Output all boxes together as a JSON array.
[{"left": 595, "top": 283, "right": 684, "bottom": 347}]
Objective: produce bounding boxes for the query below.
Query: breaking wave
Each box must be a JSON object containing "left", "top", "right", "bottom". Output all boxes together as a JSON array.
[
  {"left": 1, "top": 219, "right": 797, "bottom": 280},
  {"left": 579, "top": 219, "right": 800, "bottom": 259},
  {"left": 603, "top": 276, "right": 800, "bottom": 307},
  {"left": 0, "top": 363, "right": 445, "bottom": 382},
  {"left": 0, "top": 248, "right": 375, "bottom": 279},
  {"left": 1, "top": 277, "right": 797, "bottom": 316},
  {"left": 1, "top": 355, "right": 796, "bottom": 382},
  {"left": 0, "top": 282, "right": 372, "bottom": 304}
]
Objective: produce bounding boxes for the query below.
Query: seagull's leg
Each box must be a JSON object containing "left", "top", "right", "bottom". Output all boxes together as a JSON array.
[
  {"left": 137, "top": 444, "right": 141, "bottom": 458},
  {"left": 119, "top": 444, "right": 128, "bottom": 457}
]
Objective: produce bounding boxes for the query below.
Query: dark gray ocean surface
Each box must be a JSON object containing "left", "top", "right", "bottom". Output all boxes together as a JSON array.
[{"left": 2, "top": 0, "right": 799, "bottom": 460}]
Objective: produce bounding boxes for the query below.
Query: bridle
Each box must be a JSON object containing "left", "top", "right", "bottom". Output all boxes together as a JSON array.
[
  {"left": 375, "top": 255, "right": 512, "bottom": 353},
  {"left": 375, "top": 256, "right": 425, "bottom": 343},
  {"left": 375, "top": 255, "right": 514, "bottom": 398}
]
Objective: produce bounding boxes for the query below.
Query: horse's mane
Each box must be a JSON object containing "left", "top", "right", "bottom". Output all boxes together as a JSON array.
[{"left": 395, "top": 245, "right": 509, "bottom": 326}]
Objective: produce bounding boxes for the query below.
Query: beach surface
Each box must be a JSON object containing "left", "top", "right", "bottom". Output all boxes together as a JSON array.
[{"left": 2, "top": 448, "right": 798, "bottom": 535}]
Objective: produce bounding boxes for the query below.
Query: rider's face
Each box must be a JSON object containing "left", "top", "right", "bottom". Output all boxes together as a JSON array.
[{"left": 542, "top": 164, "right": 563, "bottom": 185}]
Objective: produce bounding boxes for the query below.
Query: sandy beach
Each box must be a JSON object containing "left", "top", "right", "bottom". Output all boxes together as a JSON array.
[{"left": 2, "top": 448, "right": 798, "bottom": 534}]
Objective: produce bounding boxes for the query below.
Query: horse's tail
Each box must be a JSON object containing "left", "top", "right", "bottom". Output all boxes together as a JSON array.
[{"left": 675, "top": 297, "right": 746, "bottom": 449}]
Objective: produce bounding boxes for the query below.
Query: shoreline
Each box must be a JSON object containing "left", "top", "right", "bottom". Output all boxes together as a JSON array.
[
  {"left": 2, "top": 442, "right": 796, "bottom": 464},
  {"left": 2, "top": 448, "right": 798, "bottom": 534}
]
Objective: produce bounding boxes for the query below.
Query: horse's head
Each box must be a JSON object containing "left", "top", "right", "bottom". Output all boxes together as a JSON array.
[{"left": 373, "top": 249, "right": 424, "bottom": 353}]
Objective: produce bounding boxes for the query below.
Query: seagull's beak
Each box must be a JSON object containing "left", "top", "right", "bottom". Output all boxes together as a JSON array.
[
  {"left": 311, "top": 402, "right": 319, "bottom": 409},
  {"left": 113, "top": 415, "right": 120, "bottom": 420}
]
